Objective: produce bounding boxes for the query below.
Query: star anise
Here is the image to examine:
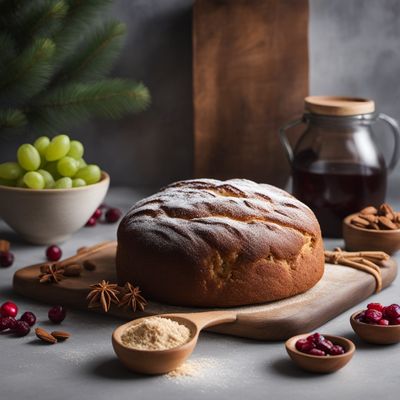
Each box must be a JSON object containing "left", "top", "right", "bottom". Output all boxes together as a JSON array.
[
  {"left": 118, "top": 282, "right": 147, "bottom": 312},
  {"left": 38, "top": 264, "right": 64, "bottom": 284},
  {"left": 87, "top": 280, "right": 120, "bottom": 312}
]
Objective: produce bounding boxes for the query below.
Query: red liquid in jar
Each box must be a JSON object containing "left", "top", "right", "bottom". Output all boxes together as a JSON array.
[{"left": 292, "top": 160, "right": 386, "bottom": 237}]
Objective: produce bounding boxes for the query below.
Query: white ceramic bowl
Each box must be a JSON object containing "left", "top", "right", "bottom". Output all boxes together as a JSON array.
[{"left": 0, "top": 172, "right": 110, "bottom": 244}]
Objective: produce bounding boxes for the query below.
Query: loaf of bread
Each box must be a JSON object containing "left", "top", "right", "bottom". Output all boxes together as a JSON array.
[{"left": 116, "top": 179, "right": 324, "bottom": 307}]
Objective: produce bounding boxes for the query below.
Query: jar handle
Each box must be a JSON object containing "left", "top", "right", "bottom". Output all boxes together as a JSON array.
[
  {"left": 278, "top": 118, "right": 303, "bottom": 163},
  {"left": 377, "top": 113, "right": 400, "bottom": 172}
]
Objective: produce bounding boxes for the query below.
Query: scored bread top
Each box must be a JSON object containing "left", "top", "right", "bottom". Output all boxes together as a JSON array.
[{"left": 118, "top": 179, "right": 321, "bottom": 264}]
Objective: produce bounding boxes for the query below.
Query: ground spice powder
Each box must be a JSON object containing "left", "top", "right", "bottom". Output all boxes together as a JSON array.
[{"left": 121, "top": 317, "right": 191, "bottom": 350}]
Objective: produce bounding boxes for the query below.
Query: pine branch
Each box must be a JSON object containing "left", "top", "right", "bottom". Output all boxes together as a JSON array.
[
  {"left": 0, "top": 38, "right": 55, "bottom": 103},
  {"left": 0, "top": 0, "right": 24, "bottom": 31},
  {"left": 15, "top": 1, "right": 69, "bottom": 45},
  {"left": 0, "top": 109, "right": 27, "bottom": 130},
  {"left": 0, "top": 33, "right": 16, "bottom": 70},
  {"left": 55, "top": 21, "right": 126, "bottom": 83},
  {"left": 52, "top": 0, "right": 113, "bottom": 66},
  {"left": 30, "top": 79, "right": 151, "bottom": 130}
]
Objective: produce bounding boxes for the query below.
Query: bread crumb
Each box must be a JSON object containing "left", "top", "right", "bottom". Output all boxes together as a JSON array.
[{"left": 121, "top": 317, "right": 191, "bottom": 350}]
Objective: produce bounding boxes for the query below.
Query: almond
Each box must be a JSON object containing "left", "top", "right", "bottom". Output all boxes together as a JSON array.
[
  {"left": 35, "top": 327, "right": 57, "bottom": 344},
  {"left": 378, "top": 216, "right": 398, "bottom": 230},
  {"left": 64, "top": 263, "right": 82, "bottom": 277},
  {"left": 83, "top": 260, "right": 97, "bottom": 271},
  {"left": 360, "top": 206, "right": 378, "bottom": 215},
  {"left": 369, "top": 222, "right": 380, "bottom": 230},
  {"left": 77, "top": 246, "right": 88, "bottom": 254},
  {"left": 379, "top": 203, "right": 395, "bottom": 218},
  {"left": 351, "top": 216, "right": 369, "bottom": 227},
  {"left": 51, "top": 331, "right": 71, "bottom": 341},
  {"left": 0, "top": 239, "right": 10, "bottom": 252},
  {"left": 359, "top": 214, "right": 377, "bottom": 223}
]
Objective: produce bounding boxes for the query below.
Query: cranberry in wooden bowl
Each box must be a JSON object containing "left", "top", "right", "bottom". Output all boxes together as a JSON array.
[
  {"left": 350, "top": 302, "right": 400, "bottom": 344},
  {"left": 285, "top": 333, "right": 355, "bottom": 373}
]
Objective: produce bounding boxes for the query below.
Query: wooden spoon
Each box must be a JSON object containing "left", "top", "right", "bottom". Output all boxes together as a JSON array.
[{"left": 112, "top": 310, "right": 237, "bottom": 375}]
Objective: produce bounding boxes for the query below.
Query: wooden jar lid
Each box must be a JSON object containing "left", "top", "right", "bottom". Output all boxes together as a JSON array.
[{"left": 305, "top": 96, "right": 375, "bottom": 116}]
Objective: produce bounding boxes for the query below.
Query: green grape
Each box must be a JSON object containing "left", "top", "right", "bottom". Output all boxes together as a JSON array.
[
  {"left": 77, "top": 158, "right": 87, "bottom": 169},
  {"left": 33, "top": 136, "right": 50, "bottom": 156},
  {"left": 0, "top": 177, "right": 16, "bottom": 187},
  {"left": 74, "top": 164, "right": 101, "bottom": 185},
  {"left": 57, "top": 156, "right": 79, "bottom": 177},
  {"left": 37, "top": 169, "right": 55, "bottom": 188},
  {"left": 17, "top": 144, "right": 41, "bottom": 171},
  {"left": 43, "top": 161, "right": 61, "bottom": 180},
  {"left": 67, "top": 140, "right": 84, "bottom": 159},
  {"left": 23, "top": 171, "right": 45, "bottom": 189},
  {"left": 72, "top": 178, "right": 86, "bottom": 187},
  {"left": 54, "top": 177, "right": 72, "bottom": 189},
  {"left": 16, "top": 176, "right": 26, "bottom": 188},
  {"left": 45, "top": 134, "right": 70, "bottom": 161},
  {"left": 0, "top": 162, "right": 24, "bottom": 180}
]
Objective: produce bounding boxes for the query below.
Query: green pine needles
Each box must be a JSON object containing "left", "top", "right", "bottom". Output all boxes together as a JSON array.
[{"left": 0, "top": 0, "right": 151, "bottom": 136}]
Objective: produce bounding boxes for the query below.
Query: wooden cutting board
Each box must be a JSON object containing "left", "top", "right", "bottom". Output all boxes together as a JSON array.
[
  {"left": 13, "top": 242, "right": 397, "bottom": 340},
  {"left": 193, "top": 0, "right": 309, "bottom": 187}
]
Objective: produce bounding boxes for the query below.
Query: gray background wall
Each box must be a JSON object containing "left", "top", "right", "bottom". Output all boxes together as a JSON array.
[{"left": 1, "top": 0, "right": 399, "bottom": 188}]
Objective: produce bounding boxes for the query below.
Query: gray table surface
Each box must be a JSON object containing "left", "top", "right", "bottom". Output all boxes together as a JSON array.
[{"left": 0, "top": 188, "right": 399, "bottom": 400}]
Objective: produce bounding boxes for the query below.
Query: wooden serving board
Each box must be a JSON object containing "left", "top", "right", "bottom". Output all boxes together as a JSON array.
[
  {"left": 193, "top": 0, "right": 309, "bottom": 187},
  {"left": 13, "top": 242, "right": 397, "bottom": 340}
]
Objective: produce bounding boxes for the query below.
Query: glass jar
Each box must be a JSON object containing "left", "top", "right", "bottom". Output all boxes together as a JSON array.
[{"left": 279, "top": 96, "right": 400, "bottom": 237}]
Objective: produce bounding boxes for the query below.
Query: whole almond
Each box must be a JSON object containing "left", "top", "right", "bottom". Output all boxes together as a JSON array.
[
  {"left": 351, "top": 216, "right": 369, "bottom": 227},
  {"left": 83, "top": 260, "right": 97, "bottom": 271},
  {"left": 64, "top": 263, "right": 82, "bottom": 277},
  {"left": 378, "top": 216, "right": 398, "bottom": 230},
  {"left": 359, "top": 214, "right": 377, "bottom": 223},
  {"left": 77, "top": 246, "right": 87, "bottom": 254},
  {"left": 369, "top": 222, "right": 380, "bottom": 230},
  {"left": 51, "top": 331, "right": 71, "bottom": 341},
  {"left": 379, "top": 203, "right": 395, "bottom": 218},
  {"left": 35, "top": 327, "right": 57, "bottom": 344},
  {"left": 360, "top": 206, "right": 378, "bottom": 215},
  {"left": 0, "top": 239, "right": 10, "bottom": 252}
]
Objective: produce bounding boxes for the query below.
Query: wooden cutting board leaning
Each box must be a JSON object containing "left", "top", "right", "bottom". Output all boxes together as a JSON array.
[{"left": 13, "top": 241, "right": 397, "bottom": 340}]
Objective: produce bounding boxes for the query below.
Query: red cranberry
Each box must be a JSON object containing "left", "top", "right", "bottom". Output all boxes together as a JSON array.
[
  {"left": 309, "top": 348, "right": 326, "bottom": 356},
  {"left": 316, "top": 339, "right": 334, "bottom": 353},
  {"left": 0, "top": 251, "right": 14, "bottom": 267},
  {"left": 383, "top": 304, "right": 400, "bottom": 320},
  {"left": 20, "top": 311, "right": 36, "bottom": 327},
  {"left": 48, "top": 305, "right": 66, "bottom": 323},
  {"left": 85, "top": 217, "right": 97, "bottom": 227},
  {"left": 295, "top": 339, "right": 309, "bottom": 351},
  {"left": 356, "top": 310, "right": 367, "bottom": 322},
  {"left": 390, "top": 317, "right": 400, "bottom": 325},
  {"left": 364, "top": 309, "right": 382, "bottom": 324},
  {"left": 367, "top": 302, "right": 384, "bottom": 312},
  {"left": 0, "top": 301, "right": 18, "bottom": 318},
  {"left": 307, "top": 332, "right": 324, "bottom": 343},
  {"left": 0, "top": 317, "right": 10, "bottom": 331},
  {"left": 295, "top": 338, "right": 316, "bottom": 354},
  {"left": 329, "top": 345, "right": 345, "bottom": 355},
  {"left": 378, "top": 319, "right": 389, "bottom": 326},
  {"left": 46, "top": 245, "right": 62, "bottom": 262},
  {"left": 92, "top": 208, "right": 102, "bottom": 220},
  {"left": 13, "top": 320, "right": 30, "bottom": 336},
  {"left": 105, "top": 208, "right": 122, "bottom": 223},
  {"left": 5, "top": 317, "right": 17, "bottom": 330}
]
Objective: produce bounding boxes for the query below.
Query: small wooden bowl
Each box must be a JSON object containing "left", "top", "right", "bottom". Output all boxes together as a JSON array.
[
  {"left": 343, "top": 213, "right": 400, "bottom": 255},
  {"left": 285, "top": 334, "right": 355, "bottom": 373},
  {"left": 350, "top": 311, "right": 400, "bottom": 344}
]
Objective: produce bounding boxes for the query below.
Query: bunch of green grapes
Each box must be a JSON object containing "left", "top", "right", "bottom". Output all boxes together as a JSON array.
[{"left": 0, "top": 135, "right": 101, "bottom": 189}]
